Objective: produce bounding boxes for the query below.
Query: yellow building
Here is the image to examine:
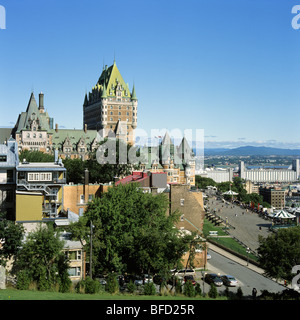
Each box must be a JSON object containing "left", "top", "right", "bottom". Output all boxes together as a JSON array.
[{"left": 16, "top": 159, "right": 66, "bottom": 222}]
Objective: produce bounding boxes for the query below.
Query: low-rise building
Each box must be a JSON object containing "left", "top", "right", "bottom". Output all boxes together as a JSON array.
[
  {"left": 259, "top": 186, "right": 285, "bottom": 209},
  {"left": 0, "top": 138, "right": 19, "bottom": 220},
  {"left": 16, "top": 153, "right": 67, "bottom": 223}
]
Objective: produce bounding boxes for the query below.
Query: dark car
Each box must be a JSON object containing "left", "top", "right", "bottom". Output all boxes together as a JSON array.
[
  {"left": 204, "top": 273, "right": 223, "bottom": 287},
  {"left": 183, "top": 275, "right": 197, "bottom": 286},
  {"left": 124, "top": 274, "right": 136, "bottom": 284}
]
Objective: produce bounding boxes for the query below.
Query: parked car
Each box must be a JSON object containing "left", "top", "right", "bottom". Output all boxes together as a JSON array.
[
  {"left": 134, "top": 275, "right": 144, "bottom": 286},
  {"left": 207, "top": 252, "right": 211, "bottom": 260},
  {"left": 174, "top": 268, "right": 196, "bottom": 278},
  {"left": 221, "top": 275, "right": 238, "bottom": 287},
  {"left": 204, "top": 273, "right": 223, "bottom": 287},
  {"left": 183, "top": 275, "right": 197, "bottom": 286},
  {"left": 124, "top": 274, "right": 137, "bottom": 284},
  {"left": 167, "top": 276, "right": 183, "bottom": 286},
  {"left": 153, "top": 274, "right": 167, "bottom": 285},
  {"left": 143, "top": 274, "right": 153, "bottom": 283}
]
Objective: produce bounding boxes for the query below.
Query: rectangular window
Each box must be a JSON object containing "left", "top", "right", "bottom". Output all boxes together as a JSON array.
[
  {"left": 68, "top": 267, "right": 81, "bottom": 277},
  {"left": 0, "top": 156, "right": 7, "bottom": 162},
  {"left": 80, "top": 194, "right": 84, "bottom": 204},
  {"left": 68, "top": 250, "right": 81, "bottom": 260},
  {"left": 28, "top": 172, "right": 52, "bottom": 182}
]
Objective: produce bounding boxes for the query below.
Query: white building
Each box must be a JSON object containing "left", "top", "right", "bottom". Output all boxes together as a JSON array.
[{"left": 239, "top": 159, "right": 300, "bottom": 183}]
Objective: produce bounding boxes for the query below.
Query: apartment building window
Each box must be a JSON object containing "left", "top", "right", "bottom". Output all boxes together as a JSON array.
[
  {"left": 67, "top": 250, "right": 82, "bottom": 261},
  {"left": 28, "top": 172, "right": 52, "bottom": 182},
  {"left": 80, "top": 194, "right": 84, "bottom": 204},
  {"left": 0, "top": 156, "right": 7, "bottom": 162},
  {"left": 7, "top": 170, "right": 14, "bottom": 183},
  {"left": 68, "top": 267, "right": 81, "bottom": 277}
]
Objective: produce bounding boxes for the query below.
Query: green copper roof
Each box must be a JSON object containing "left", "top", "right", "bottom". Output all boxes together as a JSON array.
[
  {"left": 14, "top": 93, "right": 50, "bottom": 132},
  {"left": 131, "top": 84, "right": 137, "bottom": 101}
]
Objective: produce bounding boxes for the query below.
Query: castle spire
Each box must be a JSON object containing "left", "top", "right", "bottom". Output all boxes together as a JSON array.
[{"left": 131, "top": 83, "right": 137, "bottom": 101}]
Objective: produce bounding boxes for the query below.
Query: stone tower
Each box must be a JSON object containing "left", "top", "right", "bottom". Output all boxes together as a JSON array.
[{"left": 83, "top": 60, "right": 138, "bottom": 145}]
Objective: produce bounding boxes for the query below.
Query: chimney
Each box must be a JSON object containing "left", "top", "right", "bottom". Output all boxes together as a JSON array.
[
  {"left": 39, "top": 92, "right": 44, "bottom": 111},
  {"left": 84, "top": 124, "right": 87, "bottom": 133},
  {"left": 84, "top": 169, "right": 89, "bottom": 203},
  {"left": 55, "top": 123, "right": 58, "bottom": 133}
]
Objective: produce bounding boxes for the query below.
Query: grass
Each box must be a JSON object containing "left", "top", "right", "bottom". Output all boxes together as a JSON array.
[
  {"left": 0, "top": 288, "right": 228, "bottom": 300},
  {"left": 203, "top": 219, "right": 258, "bottom": 262}
]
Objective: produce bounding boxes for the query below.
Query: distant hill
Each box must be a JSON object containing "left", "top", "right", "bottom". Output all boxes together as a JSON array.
[{"left": 204, "top": 146, "right": 300, "bottom": 156}]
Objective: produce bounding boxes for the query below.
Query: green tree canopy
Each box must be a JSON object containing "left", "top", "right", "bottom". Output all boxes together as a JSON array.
[
  {"left": 14, "top": 223, "right": 71, "bottom": 291},
  {"left": 19, "top": 150, "right": 54, "bottom": 163},
  {"left": 0, "top": 213, "right": 24, "bottom": 267},
  {"left": 257, "top": 227, "right": 300, "bottom": 282},
  {"left": 68, "top": 183, "right": 194, "bottom": 276}
]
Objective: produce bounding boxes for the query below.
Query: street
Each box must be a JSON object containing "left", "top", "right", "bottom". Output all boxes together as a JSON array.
[
  {"left": 205, "top": 194, "right": 272, "bottom": 253},
  {"left": 200, "top": 250, "right": 285, "bottom": 297}
]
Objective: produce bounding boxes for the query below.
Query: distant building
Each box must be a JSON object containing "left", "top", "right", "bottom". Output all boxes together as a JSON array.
[
  {"left": 16, "top": 154, "right": 67, "bottom": 223},
  {"left": 0, "top": 138, "right": 19, "bottom": 220},
  {"left": 239, "top": 160, "right": 300, "bottom": 183},
  {"left": 139, "top": 132, "right": 196, "bottom": 187},
  {"left": 198, "top": 167, "right": 233, "bottom": 183},
  {"left": 259, "top": 186, "right": 285, "bottom": 209},
  {"left": 60, "top": 232, "right": 86, "bottom": 282},
  {"left": 115, "top": 171, "right": 168, "bottom": 193},
  {"left": 63, "top": 169, "right": 102, "bottom": 216},
  {"left": 11, "top": 92, "right": 98, "bottom": 160},
  {"left": 83, "top": 60, "right": 137, "bottom": 145}
]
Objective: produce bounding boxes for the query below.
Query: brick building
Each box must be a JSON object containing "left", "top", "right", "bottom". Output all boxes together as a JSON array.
[{"left": 83, "top": 60, "right": 137, "bottom": 145}]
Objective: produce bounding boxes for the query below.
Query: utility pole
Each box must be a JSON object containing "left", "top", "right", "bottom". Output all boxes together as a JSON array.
[{"left": 90, "top": 220, "right": 93, "bottom": 279}]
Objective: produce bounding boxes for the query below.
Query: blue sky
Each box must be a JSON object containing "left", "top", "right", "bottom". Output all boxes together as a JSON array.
[{"left": 0, "top": 0, "right": 300, "bottom": 149}]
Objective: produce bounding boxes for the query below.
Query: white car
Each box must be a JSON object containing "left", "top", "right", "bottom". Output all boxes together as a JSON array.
[
  {"left": 175, "top": 268, "right": 196, "bottom": 278},
  {"left": 207, "top": 252, "right": 211, "bottom": 260},
  {"left": 221, "top": 275, "right": 238, "bottom": 287}
]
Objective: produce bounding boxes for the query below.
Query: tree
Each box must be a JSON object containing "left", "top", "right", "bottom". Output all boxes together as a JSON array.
[
  {"left": 0, "top": 212, "right": 24, "bottom": 267},
  {"left": 63, "top": 158, "right": 85, "bottom": 184},
  {"left": 183, "top": 280, "right": 196, "bottom": 297},
  {"left": 68, "top": 183, "right": 192, "bottom": 276},
  {"left": 257, "top": 226, "right": 300, "bottom": 282},
  {"left": 14, "top": 223, "right": 71, "bottom": 291},
  {"left": 19, "top": 150, "right": 54, "bottom": 163},
  {"left": 85, "top": 138, "right": 141, "bottom": 184},
  {"left": 195, "top": 176, "right": 217, "bottom": 189}
]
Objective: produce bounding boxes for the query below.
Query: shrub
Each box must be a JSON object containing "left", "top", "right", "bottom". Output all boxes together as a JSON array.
[
  {"left": 195, "top": 283, "right": 202, "bottom": 296},
  {"left": 208, "top": 283, "right": 218, "bottom": 299},
  {"left": 84, "top": 276, "right": 101, "bottom": 294},
  {"left": 105, "top": 273, "right": 119, "bottom": 294},
  {"left": 16, "top": 270, "right": 31, "bottom": 290},
  {"left": 184, "top": 280, "right": 196, "bottom": 297},
  {"left": 58, "top": 270, "right": 72, "bottom": 293},
  {"left": 127, "top": 280, "right": 136, "bottom": 294},
  {"left": 144, "top": 282, "right": 156, "bottom": 295},
  {"left": 175, "top": 280, "right": 182, "bottom": 294}
]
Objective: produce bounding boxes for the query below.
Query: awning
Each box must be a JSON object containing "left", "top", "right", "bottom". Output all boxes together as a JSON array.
[{"left": 272, "top": 210, "right": 296, "bottom": 219}]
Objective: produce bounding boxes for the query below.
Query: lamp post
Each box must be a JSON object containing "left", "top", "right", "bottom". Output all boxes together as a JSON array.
[
  {"left": 90, "top": 220, "right": 94, "bottom": 279},
  {"left": 246, "top": 247, "right": 250, "bottom": 266}
]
